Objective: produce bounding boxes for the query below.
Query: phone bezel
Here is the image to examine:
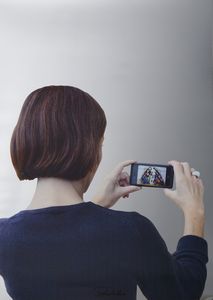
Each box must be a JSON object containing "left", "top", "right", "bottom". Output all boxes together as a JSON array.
[{"left": 130, "top": 162, "right": 174, "bottom": 188}]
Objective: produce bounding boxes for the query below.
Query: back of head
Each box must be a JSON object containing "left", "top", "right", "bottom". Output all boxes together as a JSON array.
[{"left": 10, "top": 85, "right": 107, "bottom": 181}]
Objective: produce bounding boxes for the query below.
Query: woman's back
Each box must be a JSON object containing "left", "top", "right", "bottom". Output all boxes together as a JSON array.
[
  {"left": 0, "top": 201, "right": 141, "bottom": 300},
  {"left": 0, "top": 201, "right": 208, "bottom": 300}
]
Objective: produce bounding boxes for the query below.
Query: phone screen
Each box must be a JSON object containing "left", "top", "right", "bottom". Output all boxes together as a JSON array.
[
  {"left": 130, "top": 163, "right": 173, "bottom": 188},
  {"left": 137, "top": 165, "right": 166, "bottom": 186}
]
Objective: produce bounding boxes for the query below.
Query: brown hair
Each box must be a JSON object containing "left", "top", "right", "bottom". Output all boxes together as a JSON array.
[{"left": 10, "top": 85, "right": 107, "bottom": 181}]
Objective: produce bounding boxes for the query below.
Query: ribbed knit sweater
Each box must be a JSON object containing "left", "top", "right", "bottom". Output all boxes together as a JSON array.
[{"left": 0, "top": 201, "right": 208, "bottom": 300}]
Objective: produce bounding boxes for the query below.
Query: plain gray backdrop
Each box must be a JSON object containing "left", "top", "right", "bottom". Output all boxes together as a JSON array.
[{"left": 0, "top": 1, "right": 212, "bottom": 299}]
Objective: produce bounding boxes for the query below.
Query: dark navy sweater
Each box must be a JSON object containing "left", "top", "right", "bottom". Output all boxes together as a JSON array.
[{"left": 0, "top": 201, "right": 208, "bottom": 300}]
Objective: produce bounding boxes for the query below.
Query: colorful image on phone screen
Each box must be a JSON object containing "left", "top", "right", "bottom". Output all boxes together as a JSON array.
[{"left": 137, "top": 166, "right": 167, "bottom": 186}]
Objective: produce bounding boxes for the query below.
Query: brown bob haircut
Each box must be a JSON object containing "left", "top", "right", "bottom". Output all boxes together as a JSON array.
[{"left": 10, "top": 85, "right": 107, "bottom": 181}]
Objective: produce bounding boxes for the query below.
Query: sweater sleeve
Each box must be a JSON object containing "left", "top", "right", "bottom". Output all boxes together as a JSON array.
[{"left": 131, "top": 212, "right": 208, "bottom": 300}]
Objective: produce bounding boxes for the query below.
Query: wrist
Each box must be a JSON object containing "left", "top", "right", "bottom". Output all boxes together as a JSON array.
[
  {"left": 183, "top": 207, "right": 205, "bottom": 219},
  {"left": 183, "top": 209, "right": 205, "bottom": 238}
]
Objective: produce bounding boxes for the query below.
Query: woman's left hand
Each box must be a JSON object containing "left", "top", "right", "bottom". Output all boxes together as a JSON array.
[{"left": 92, "top": 160, "right": 142, "bottom": 208}]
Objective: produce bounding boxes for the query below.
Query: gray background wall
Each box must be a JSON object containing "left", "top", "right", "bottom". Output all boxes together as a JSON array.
[{"left": 0, "top": 1, "right": 212, "bottom": 299}]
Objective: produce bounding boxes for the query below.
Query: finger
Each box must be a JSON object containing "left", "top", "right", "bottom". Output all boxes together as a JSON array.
[
  {"left": 120, "top": 185, "right": 142, "bottom": 196},
  {"left": 191, "top": 168, "right": 199, "bottom": 180},
  {"left": 119, "top": 171, "right": 129, "bottom": 180},
  {"left": 119, "top": 179, "right": 129, "bottom": 187},
  {"left": 111, "top": 160, "right": 138, "bottom": 178},
  {"left": 192, "top": 175, "right": 200, "bottom": 182},
  {"left": 168, "top": 160, "right": 185, "bottom": 181},
  {"left": 119, "top": 180, "right": 127, "bottom": 187},
  {"left": 119, "top": 174, "right": 130, "bottom": 188},
  {"left": 119, "top": 172, "right": 130, "bottom": 184},
  {"left": 123, "top": 194, "right": 129, "bottom": 198},
  {"left": 181, "top": 162, "right": 192, "bottom": 178},
  {"left": 197, "top": 178, "right": 204, "bottom": 191}
]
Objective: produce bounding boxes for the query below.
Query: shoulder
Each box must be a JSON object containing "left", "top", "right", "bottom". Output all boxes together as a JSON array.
[
  {"left": 0, "top": 218, "right": 8, "bottom": 225},
  {"left": 92, "top": 202, "right": 151, "bottom": 222},
  {"left": 91, "top": 202, "right": 142, "bottom": 221},
  {"left": 130, "top": 211, "right": 157, "bottom": 230},
  {"left": 93, "top": 203, "right": 156, "bottom": 235},
  {"left": 90, "top": 202, "right": 150, "bottom": 233},
  {"left": 0, "top": 218, "right": 8, "bottom": 233},
  {"left": 109, "top": 210, "right": 169, "bottom": 256},
  {"left": 129, "top": 211, "right": 168, "bottom": 248},
  {"left": 129, "top": 211, "right": 159, "bottom": 235}
]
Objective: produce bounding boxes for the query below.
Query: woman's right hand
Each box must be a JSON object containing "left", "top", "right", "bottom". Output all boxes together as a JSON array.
[
  {"left": 92, "top": 160, "right": 142, "bottom": 208},
  {"left": 163, "top": 160, "right": 205, "bottom": 216}
]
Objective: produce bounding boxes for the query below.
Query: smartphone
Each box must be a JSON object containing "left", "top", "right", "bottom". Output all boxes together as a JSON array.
[{"left": 130, "top": 162, "right": 174, "bottom": 188}]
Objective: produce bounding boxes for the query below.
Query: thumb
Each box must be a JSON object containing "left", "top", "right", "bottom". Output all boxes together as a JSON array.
[{"left": 120, "top": 185, "right": 142, "bottom": 197}]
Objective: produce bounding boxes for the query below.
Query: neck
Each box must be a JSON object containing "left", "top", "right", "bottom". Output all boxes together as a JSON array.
[{"left": 26, "top": 177, "right": 85, "bottom": 210}]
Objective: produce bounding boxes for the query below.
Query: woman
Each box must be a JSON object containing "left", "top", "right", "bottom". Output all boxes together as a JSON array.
[{"left": 0, "top": 85, "right": 208, "bottom": 300}]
